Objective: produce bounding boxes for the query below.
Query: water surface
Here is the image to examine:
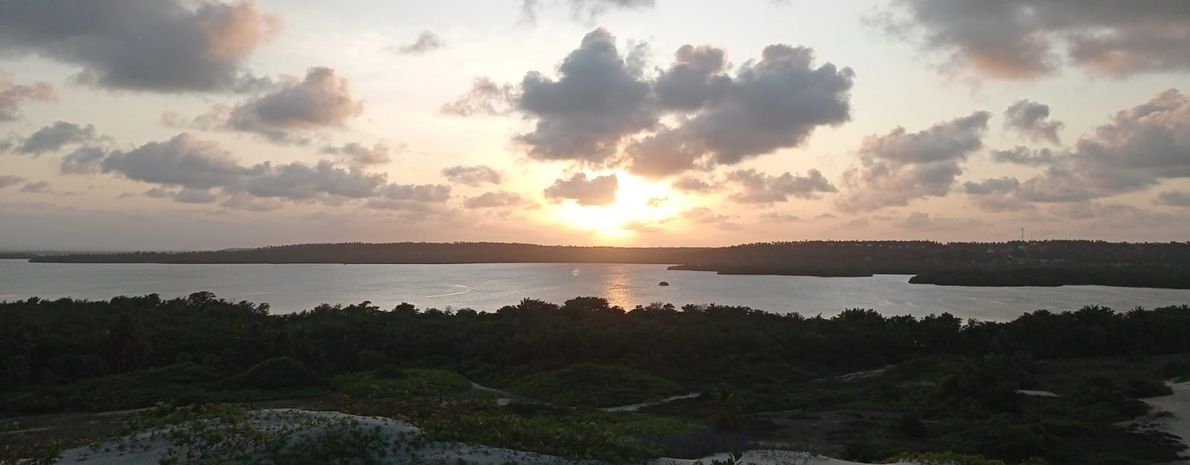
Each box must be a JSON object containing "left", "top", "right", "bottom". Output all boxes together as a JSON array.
[{"left": 2, "top": 259, "right": 1189, "bottom": 320}]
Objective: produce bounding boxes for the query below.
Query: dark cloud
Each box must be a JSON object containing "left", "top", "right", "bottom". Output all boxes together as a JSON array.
[
  {"left": 962, "top": 177, "right": 1031, "bottom": 212},
  {"left": 627, "top": 44, "right": 854, "bottom": 177},
  {"left": 0, "top": 0, "right": 279, "bottom": 92},
  {"left": 963, "top": 177, "right": 1020, "bottom": 195},
  {"left": 10, "top": 121, "right": 99, "bottom": 156},
  {"left": 0, "top": 175, "right": 24, "bottom": 189},
  {"left": 102, "top": 134, "right": 252, "bottom": 190},
  {"left": 442, "top": 165, "right": 503, "bottom": 186},
  {"left": 19, "top": 181, "right": 49, "bottom": 194},
  {"left": 543, "top": 172, "right": 617, "bottom": 206},
  {"left": 60, "top": 147, "right": 109, "bottom": 174},
  {"left": 395, "top": 32, "right": 445, "bottom": 55},
  {"left": 440, "top": 78, "right": 516, "bottom": 116},
  {"left": 1157, "top": 190, "right": 1190, "bottom": 207},
  {"left": 653, "top": 45, "right": 730, "bottom": 111},
  {"left": 858, "top": 111, "right": 990, "bottom": 164},
  {"left": 240, "top": 161, "right": 391, "bottom": 200},
  {"left": 1017, "top": 88, "right": 1190, "bottom": 202},
  {"left": 463, "top": 191, "right": 525, "bottom": 209},
  {"left": 1004, "top": 100, "right": 1063, "bottom": 144},
  {"left": 516, "top": 29, "right": 656, "bottom": 163},
  {"left": 95, "top": 133, "right": 448, "bottom": 209},
  {"left": 446, "top": 30, "right": 853, "bottom": 177},
  {"left": 886, "top": 0, "right": 1190, "bottom": 79},
  {"left": 838, "top": 112, "right": 990, "bottom": 211},
  {"left": 172, "top": 188, "right": 217, "bottom": 204},
  {"left": 377, "top": 184, "right": 452, "bottom": 203},
  {"left": 726, "top": 168, "right": 836, "bottom": 204},
  {"left": 319, "top": 143, "right": 391, "bottom": 167},
  {"left": 992, "top": 146, "right": 1056, "bottom": 166},
  {"left": 0, "top": 71, "right": 54, "bottom": 121},
  {"left": 225, "top": 67, "right": 364, "bottom": 143}
]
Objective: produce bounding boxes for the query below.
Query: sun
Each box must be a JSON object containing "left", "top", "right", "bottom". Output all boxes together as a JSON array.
[{"left": 553, "top": 171, "right": 683, "bottom": 239}]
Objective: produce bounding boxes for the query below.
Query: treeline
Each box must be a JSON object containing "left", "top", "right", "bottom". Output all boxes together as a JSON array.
[
  {"left": 26, "top": 241, "right": 1190, "bottom": 288},
  {"left": 3, "top": 292, "right": 1190, "bottom": 408},
  {"left": 26, "top": 242, "right": 710, "bottom": 264}
]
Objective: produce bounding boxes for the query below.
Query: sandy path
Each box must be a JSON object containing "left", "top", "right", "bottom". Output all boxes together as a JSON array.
[{"left": 1142, "top": 381, "right": 1190, "bottom": 463}]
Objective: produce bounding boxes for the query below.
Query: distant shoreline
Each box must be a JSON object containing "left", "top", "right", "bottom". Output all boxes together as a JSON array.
[{"left": 20, "top": 240, "right": 1190, "bottom": 290}]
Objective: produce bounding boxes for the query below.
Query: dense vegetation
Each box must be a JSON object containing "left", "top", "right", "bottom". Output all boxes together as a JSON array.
[
  {"left": 26, "top": 240, "right": 1190, "bottom": 288},
  {"left": 2, "top": 294, "right": 1190, "bottom": 464}
]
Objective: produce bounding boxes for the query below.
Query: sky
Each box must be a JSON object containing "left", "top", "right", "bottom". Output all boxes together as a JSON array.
[{"left": 0, "top": 0, "right": 1188, "bottom": 250}]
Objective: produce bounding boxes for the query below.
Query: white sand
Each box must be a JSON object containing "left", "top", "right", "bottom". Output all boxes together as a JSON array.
[
  {"left": 53, "top": 409, "right": 919, "bottom": 465},
  {"left": 1015, "top": 389, "right": 1060, "bottom": 397},
  {"left": 655, "top": 450, "right": 916, "bottom": 465},
  {"left": 1141, "top": 381, "right": 1190, "bottom": 463},
  {"left": 603, "top": 393, "right": 701, "bottom": 412}
]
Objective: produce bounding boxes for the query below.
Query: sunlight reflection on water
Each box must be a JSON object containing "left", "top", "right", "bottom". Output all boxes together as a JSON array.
[
  {"left": 3, "top": 260, "right": 1190, "bottom": 321},
  {"left": 600, "top": 264, "right": 635, "bottom": 310}
]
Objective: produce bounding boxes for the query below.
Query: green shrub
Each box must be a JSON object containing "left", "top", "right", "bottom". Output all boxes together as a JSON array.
[
  {"left": 508, "top": 364, "right": 682, "bottom": 408},
  {"left": 227, "top": 357, "right": 323, "bottom": 390},
  {"left": 335, "top": 368, "right": 470, "bottom": 398}
]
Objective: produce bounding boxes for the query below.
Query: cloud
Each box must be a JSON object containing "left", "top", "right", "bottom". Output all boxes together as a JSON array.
[
  {"left": 520, "top": 0, "right": 654, "bottom": 24},
  {"left": 0, "top": 175, "right": 24, "bottom": 189},
  {"left": 1157, "top": 191, "right": 1190, "bottom": 207},
  {"left": 463, "top": 191, "right": 525, "bottom": 209},
  {"left": 451, "top": 29, "right": 853, "bottom": 178},
  {"left": 240, "top": 161, "right": 392, "bottom": 200},
  {"left": 94, "top": 133, "right": 448, "bottom": 210},
  {"left": 838, "top": 111, "right": 990, "bottom": 211},
  {"left": 682, "top": 206, "right": 741, "bottom": 230},
  {"left": 60, "top": 147, "right": 109, "bottom": 174},
  {"left": 172, "top": 188, "right": 218, "bottom": 204},
  {"left": 653, "top": 45, "right": 730, "bottom": 111},
  {"left": 1016, "top": 88, "right": 1190, "bottom": 202},
  {"left": 671, "top": 175, "right": 717, "bottom": 193},
  {"left": 0, "top": 0, "right": 279, "bottom": 92},
  {"left": 515, "top": 29, "right": 656, "bottom": 163},
  {"left": 9, "top": 121, "right": 99, "bottom": 156},
  {"left": 442, "top": 165, "right": 503, "bottom": 186},
  {"left": 626, "top": 44, "right": 854, "bottom": 177},
  {"left": 726, "top": 168, "right": 836, "bottom": 204},
  {"left": 102, "top": 134, "right": 252, "bottom": 190},
  {"left": 885, "top": 0, "right": 1190, "bottom": 79},
  {"left": 377, "top": 184, "right": 452, "bottom": 203},
  {"left": 991, "top": 146, "right": 1056, "bottom": 166},
  {"left": 0, "top": 70, "right": 55, "bottom": 121},
  {"left": 395, "top": 31, "right": 445, "bottom": 55},
  {"left": 319, "top": 143, "right": 392, "bottom": 167},
  {"left": 225, "top": 67, "right": 364, "bottom": 143},
  {"left": 544, "top": 172, "right": 617, "bottom": 206},
  {"left": 962, "top": 177, "right": 1031, "bottom": 212},
  {"left": 1004, "top": 100, "right": 1063, "bottom": 144},
  {"left": 19, "top": 181, "right": 49, "bottom": 194},
  {"left": 440, "top": 78, "right": 516, "bottom": 116}
]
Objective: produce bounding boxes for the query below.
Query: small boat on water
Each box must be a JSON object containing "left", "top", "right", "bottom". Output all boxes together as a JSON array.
[{"left": 658, "top": 281, "right": 670, "bottom": 287}]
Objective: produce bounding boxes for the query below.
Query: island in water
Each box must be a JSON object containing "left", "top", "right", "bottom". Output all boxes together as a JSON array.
[{"left": 22, "top": 240, "right": 1190, "bottom": 289}]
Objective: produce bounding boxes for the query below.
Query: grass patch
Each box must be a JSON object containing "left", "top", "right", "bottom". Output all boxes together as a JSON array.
[
  {"left": 507, "top": 364, "right": 683, "bottom": 408},
  {"left": 334, "top": 367, "right": 471, "bottom": 398}
]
